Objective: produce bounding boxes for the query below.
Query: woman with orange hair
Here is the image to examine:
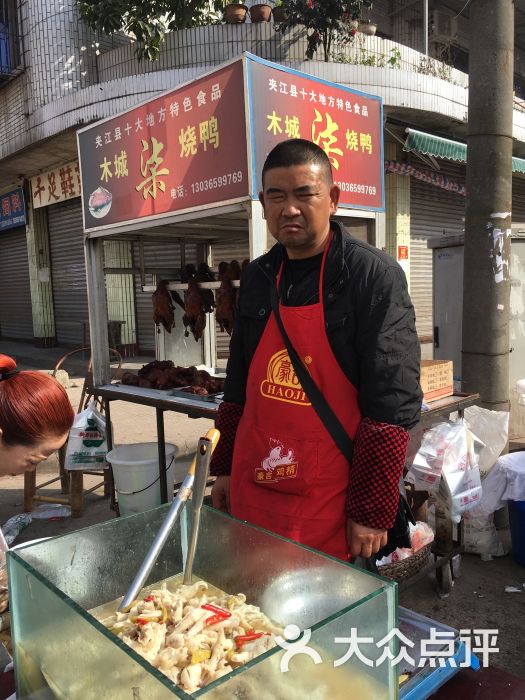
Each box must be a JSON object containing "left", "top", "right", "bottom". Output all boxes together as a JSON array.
[{"left": 0, "top": 354, "right": 74, "bottom": 476}]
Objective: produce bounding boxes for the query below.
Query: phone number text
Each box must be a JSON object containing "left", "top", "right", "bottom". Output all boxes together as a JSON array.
[
  {"left": 190, "top": 171, "right": 244, "bottom": 194},
  {"left": 335, "top": 181, "right": 377, "bottom": 195}
]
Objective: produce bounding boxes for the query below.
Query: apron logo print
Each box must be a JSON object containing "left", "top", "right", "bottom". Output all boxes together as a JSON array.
[
  {"left": 255, "top": 439, "right": 298, "bottom": 482},
  {"left": 260, "top": 349, "right": 311, "bottom": 406}
]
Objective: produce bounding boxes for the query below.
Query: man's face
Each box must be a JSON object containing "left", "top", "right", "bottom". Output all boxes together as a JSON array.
[{"left": 259, "top": 162, "right": 340, "bottom": 259}]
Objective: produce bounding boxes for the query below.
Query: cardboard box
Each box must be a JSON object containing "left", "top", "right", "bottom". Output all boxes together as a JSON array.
[{"left": 420, "top": 360, "right": 454, "bottom": 402}]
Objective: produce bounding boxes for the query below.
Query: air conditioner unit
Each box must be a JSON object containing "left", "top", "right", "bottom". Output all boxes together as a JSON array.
[{"left": 430, "top": 10, "right": 458, "bottom": 41}]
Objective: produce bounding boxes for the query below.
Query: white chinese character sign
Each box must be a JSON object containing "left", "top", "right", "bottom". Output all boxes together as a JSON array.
[
  {"left": 30, "top": 161, "right": 82, "bottom": 209},
  {"left": 77, "top": 61, "right": 248, "bottom": 232}
]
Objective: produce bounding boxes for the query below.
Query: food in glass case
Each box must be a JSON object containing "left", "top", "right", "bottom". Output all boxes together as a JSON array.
[{"left": 97, "top": 580, "right": 282, "bottom": 694}]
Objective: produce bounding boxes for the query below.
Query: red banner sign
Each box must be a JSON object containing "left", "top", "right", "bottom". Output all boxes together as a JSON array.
[
  {"left": 78, "top": 61, "right": 248, "bottom": 232},
  {"left": 398, "top": 245, "right": 409, "bottom": 260},
  {"left": 248, "top": 57, "right": 383, "bottom": 210}
]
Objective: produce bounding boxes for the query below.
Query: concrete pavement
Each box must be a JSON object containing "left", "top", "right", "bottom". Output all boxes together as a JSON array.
[{"left": 0, "top": 338, "right": 152, "bottom": 376}]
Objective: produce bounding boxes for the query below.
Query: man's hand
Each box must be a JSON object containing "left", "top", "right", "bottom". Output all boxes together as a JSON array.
[
  {"left": 346, "top": 519, "right": 387, "bottom": 559},
  {"left": 211, "top": 475, "right": 231, "bottom": 512}
]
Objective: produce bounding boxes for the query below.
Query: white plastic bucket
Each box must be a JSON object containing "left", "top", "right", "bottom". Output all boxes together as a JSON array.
[{"left": 106, "top": 442, "right": 178, "bottom": 516}]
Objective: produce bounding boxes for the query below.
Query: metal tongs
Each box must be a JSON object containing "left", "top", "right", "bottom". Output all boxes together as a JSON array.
[{"left": 118, "top": 427, "right": 220, "bottom": 611}]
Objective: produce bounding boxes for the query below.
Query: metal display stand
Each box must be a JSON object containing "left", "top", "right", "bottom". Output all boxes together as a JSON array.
[{"left": 402, "top": 392, "right": 481, "bottom": 595}]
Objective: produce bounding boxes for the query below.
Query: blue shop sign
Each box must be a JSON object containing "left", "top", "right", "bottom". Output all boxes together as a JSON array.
[{"left": 0, "top": 188, "right": 27, "bottom": 231}]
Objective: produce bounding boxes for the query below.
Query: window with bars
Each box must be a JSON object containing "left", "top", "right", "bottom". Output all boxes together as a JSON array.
[{"left": 0, "top": 0, "right": 21, "bottom": 78}]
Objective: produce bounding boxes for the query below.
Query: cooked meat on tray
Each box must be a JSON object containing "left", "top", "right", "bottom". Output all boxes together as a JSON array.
[{"left": 121, "top": 362, "right": 224, "bottom": 394}]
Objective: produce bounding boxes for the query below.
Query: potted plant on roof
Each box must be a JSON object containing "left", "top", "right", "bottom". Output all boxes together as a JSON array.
[
  {"left": 359, "top": 18, "right": 377, "bottom": 35},
  {"left": 250, "top": 3, "right": 273, "bottom": 22},
  {"left": 272, "top": 0, "right": 289, "bottom": 22},
  {"left": 276, "top": 0, "right": 373, "bottom": 62},
  {"left": 224, "top": 0, "right": 249, "bottom": 23}
]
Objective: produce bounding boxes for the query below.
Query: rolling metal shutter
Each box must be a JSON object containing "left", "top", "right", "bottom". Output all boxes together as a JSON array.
[
  {"left": 133, "top": 239, "right": 198, "bottom": 354},
  {"left": 410, "top": 159, "right": 465, "bottom": 349},
  {"left": 512, "top": 177, "right": 525, "bottom": 221},
  {"left": 211, "top": 235, "right": 250, "bottom": 360},
  {"left": 0, "top": 227, "right": 34, "bottom": 340},
  {"left": 409, "top": 159, "right": 465, "bottom": 239},
  {"left": 48, "top": 200, "right": 88, "bottom": 347},
  {"left": 409, "top": 238, "right": 434, "bottom": 342}
]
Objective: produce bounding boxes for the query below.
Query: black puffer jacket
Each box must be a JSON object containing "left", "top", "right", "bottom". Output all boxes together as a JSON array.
[{"left": 224, "top": 221, "right": 422, "bottom": 428}]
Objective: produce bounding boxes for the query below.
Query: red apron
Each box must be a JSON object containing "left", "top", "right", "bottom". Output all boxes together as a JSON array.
[{"left": 230, "top": 236, "right": 361, "bottom": 560}]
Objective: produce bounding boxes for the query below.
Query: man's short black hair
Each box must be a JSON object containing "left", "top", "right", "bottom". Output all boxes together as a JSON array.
[{"left": 262, "top": 139, "right": 333, "bottom": 186}]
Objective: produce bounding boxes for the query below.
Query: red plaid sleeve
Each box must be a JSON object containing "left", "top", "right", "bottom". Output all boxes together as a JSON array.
[
  {"left": 209, "top": 401, "right": 244, "bottom": 476},
  {"left": 345, "top": 417, "right": 409, "bottom": 530}
]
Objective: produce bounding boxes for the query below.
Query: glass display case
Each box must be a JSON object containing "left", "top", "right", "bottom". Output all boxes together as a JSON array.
[{"left": 8, "top": 506, "right": 398, "bottom": 699}]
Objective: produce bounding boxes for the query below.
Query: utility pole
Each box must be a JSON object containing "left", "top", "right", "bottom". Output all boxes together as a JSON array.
[{"left": 462, "top": 0, "right": 514, "bottom": 411}]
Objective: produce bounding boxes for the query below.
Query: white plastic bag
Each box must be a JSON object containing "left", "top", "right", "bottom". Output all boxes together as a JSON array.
[
  {"left": 376, "top": 548, "right": 412, "bottom": 566},
  {"left": 468, "top": 452, "right": 525, "bottom": 517},
  {"left": 376, "top": 521, "right": 434, "bottom": 566},
  {"left": 474, "top": 458, "right": 509, "bottom": 516},
  {"left": 407, "top": 420, "right": 470, "bottom": 493},
  {"left": 65, "top": 402, "right": 108, "bottom": 470},
  {"left": 405, "top": 420, "right": 441, "bottom": 467},
  {"left": 461, "top": 406, "right": 509, "bottom": 476},
  {"left": 437, "top": 464, "right": 482, "bottom": 523},
  {"left": 463, "top": 511, "right": 507, "bottom": 561},
  {"left": 460, "top": 453, "right": 521, "bottom": 560},
  {"left": 410, "top": 521, "right": 434, "bottom": 552},
  {"left": 2, "top": 514, "right": 32, "bottom": 546},
  {"left": 30, "top": 504, "right": 71, "bottom": 519},
  {"left": 429, "top": 420, "right": 483, "bottom": 522},
  {"left": 499, "top": 451, "right": 525, "bottom": 501}
]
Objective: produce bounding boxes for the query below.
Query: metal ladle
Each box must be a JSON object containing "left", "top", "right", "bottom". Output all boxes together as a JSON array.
[{"left": 118, "top": 427, "right": 220, "bottom": 611}]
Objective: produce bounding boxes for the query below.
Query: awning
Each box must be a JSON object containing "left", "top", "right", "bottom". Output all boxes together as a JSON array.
[
  {"left": 513, "top": 157, "right": 525, "bottom": 174},
  {"left": 403, "top": 128, "right": 525, "bottom": 173},
  {"left": 384, "top": 160, "right": 465, "bottom": 196}
]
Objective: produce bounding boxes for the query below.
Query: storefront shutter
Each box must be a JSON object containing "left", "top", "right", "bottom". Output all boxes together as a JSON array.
[
  {"left": 512, "top": 177, "right": 525, "bottom": 221},
  {"left": 409, "top": 159, "right": 466, "bottom": 240},
  {"left": 0, "top": 227, "right": 34, "bottom": 340},
  {"left": 133, "top": 239, "right": 198, "bottom": 354},
  {"left": 409, "top": 237, "right": 434, "bottom": 343},
  {"left": 47, "top": 200, "right": 88, "bottom": 347}
]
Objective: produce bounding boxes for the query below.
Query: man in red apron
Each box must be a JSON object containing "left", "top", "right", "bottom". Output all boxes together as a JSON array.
[{"left": 211, "top": 139, "right": 421, "bottom": 561}]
